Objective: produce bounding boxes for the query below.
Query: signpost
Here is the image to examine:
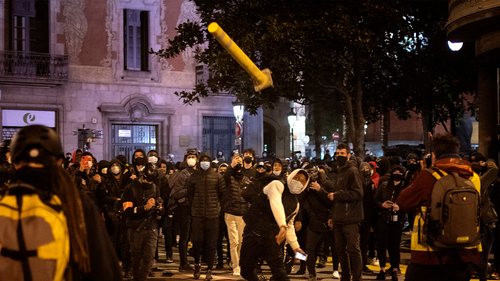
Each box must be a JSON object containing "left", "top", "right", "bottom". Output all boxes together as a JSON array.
[
  {"left": 235, "top": 122, "right": 242, "bottom": 138},
  {"left": 333, "top": 132, "right": 340, "bottom": 141}
]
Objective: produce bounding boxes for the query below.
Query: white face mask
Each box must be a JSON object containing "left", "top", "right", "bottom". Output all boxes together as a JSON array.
[
  {"left": 200, "top": 161, "right": 210, "bottom": 170},
  {"left": 288, "top": 179, "right": 305, "bottom": 194},
  {"left": 148, "top": 156, "right": 158, "bottom": 163},
  {"left": 273, "top": 170, "right": 281, "bottom": 176},
  {"left": 187, "top": 158, "right": 196, "bottom": 167},
  {"left": 101, "top": 167, "right": 108, "bottom": 175},
  {"left": 111, "top": 165, "right": 121, "bottom": 175}
]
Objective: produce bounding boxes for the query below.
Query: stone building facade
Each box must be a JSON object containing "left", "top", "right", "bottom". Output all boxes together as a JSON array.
[
  {"left": 0, "top": 0, "right": 292, "bottom": 162},
  {"left": 446, "top": 0, "right": 500, "bottom": 158}
]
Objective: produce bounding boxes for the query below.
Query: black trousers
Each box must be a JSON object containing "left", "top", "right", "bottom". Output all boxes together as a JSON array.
[
  {"left": 162, "top": 210, "right": 174, "bottom": 259},
  {"left": 129, "top": 227, "right": 158, "bottom": 281},
  {"left": 334, "top": 223, "right": 363, "bottom": 281},
  {"left": 240, "top": 231, "right": 289, "bottom": 281},
  {"left": 191, "top": 217, "right": 219, "bottom": 269},
  {"left": 306, "top": 228, "right": 327, "bottom": 276},
  {"left": 359, "top": 221, "right": 371, "bottom": 268},
  {"left": 119, "top": 220, "right": 131, "bottom": 270},
  {"left": 173, "top": 205, "right": 191, "bottom": 266},
  {"left": 375, "top": 217, "right": 402, "bottom": 269},
  {"left": 217, "top": 213, "right": 230, "bottom": 264}
]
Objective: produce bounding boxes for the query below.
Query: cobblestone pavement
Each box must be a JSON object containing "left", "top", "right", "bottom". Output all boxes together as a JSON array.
[
  {"left": 129, "top": 237, "right": 411, "bottom": 281},
  {"left": 126, "top": 231, "right": 488, "bottom": 280}
]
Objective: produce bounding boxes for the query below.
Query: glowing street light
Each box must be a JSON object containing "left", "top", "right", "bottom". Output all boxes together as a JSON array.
[{"left": 448, "top": 41, "right": 463, "bottom": 51}]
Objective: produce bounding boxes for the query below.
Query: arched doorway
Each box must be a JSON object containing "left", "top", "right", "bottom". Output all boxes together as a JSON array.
[{"left": 263, "top": 121, "right": 276, "bottom": 156}]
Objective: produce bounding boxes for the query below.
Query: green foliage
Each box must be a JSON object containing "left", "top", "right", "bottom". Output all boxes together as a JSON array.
[{"left": 151, "top": 0, "right": 477, "bottom": 155}]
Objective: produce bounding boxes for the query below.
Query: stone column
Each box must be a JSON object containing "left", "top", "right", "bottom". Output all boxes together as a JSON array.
[{"left": 477, "top": 59, "right": 498, "bottom": 159}]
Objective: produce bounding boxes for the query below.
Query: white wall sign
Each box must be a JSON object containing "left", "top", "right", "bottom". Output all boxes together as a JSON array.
[
  {"left": 118, "top": 130, "right": 131, "bottom": 137},
  {"left": 2, "top": 110, "right": 56, "bottom": 127}
]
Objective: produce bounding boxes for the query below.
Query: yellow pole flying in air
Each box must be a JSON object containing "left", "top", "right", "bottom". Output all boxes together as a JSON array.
[{"left": 208, "top": 22, "right": 274, "bottom": 92}]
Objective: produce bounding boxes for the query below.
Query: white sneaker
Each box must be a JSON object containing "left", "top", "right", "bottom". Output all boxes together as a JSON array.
[
  {"left": 373, "top": 257, "right": 379, "bottom": 266},
  {"left": 332, "top": 270, "right": 340, "bottom": 279},
  {"left": 233, "top": 267, "right": 241, "bottom": 276}
]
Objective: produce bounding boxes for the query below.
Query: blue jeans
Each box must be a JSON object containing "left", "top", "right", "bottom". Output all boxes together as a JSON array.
[{"left": 334, "top": 223, "right": 362, "bottom": 281}]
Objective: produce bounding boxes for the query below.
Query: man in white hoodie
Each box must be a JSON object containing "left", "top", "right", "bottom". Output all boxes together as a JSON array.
[{"left": 240, "top": 169, "right": 309, "bottom": 281}]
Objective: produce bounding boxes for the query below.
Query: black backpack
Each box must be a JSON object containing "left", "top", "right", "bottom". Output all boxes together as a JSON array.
[{"left": 424, "top": 168, "right": 481, "bottom": 248}]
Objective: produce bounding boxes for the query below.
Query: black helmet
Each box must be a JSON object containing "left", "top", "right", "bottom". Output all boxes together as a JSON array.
[
  {"left": 10, "top": 125, "right": 64, "bottom": 163},
  {"left": 142, "top": 162, "right": 159, "bottom": 182}
]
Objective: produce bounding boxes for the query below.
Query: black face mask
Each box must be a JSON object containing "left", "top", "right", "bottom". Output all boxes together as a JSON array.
[
  {"left": 407, "top": 163, "right": 419, "bottom": 171},
  {"left": 337, "top": 156, "right": 348, "bottom": 167},
  {"left": 392, "top": 174, "right": 404, "bottom": 182},
  {"left": 244, "top": 156, "right": 253, "bottom": 164},
  {"left": 135, "top": 157, "right": 145, "bottom": 166},
  {"left": 265, "top": 166, "right": 272, "bottom": 172}
]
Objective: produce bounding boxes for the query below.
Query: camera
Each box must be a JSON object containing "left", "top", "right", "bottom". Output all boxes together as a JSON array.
[
  {"left": 305, "top": 166, "right": 319, "bottom": 182},
  {"left": 114, "top": 200, "right": 123, "bottom": 221},
  {"left": 150, "top": 197, "right": 164, "bottom": 212}
]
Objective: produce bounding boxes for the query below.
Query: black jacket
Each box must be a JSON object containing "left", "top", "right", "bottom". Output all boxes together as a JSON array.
[
  {"left": 479, "top": 159, "right": 499, "bottom": 225},
  {"left": 361, "top": 175, "right": 377, "bottom": 226},
  {"left": 243, "top": 185, "right": 298, "bottom": 239},
  {"left": 329, "top": 160, "right": 364, "bottom": 224},
  {"left": 373, "top": 179, "right": 404, "bottom": 223},
  {"left": 168, "top": 166, "right": 196, "bottom": 209},
  {"left": 223, "top": 166, "right": 251, "bottom": 216},
  {"left": 122, "top": 179, "right": 161, "bottom": 229},
  {"left": 303, "top": 185, "right": 332, "bottom": 232},
  {"left": 186, "top": 168, "right": 226, "bottom": 219}
]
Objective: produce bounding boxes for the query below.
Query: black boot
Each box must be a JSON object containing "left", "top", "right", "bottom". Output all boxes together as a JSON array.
[
  {"left": 205, "top": 269, "right": 213, "bottom": 280},
  {"left": 295, "top": 262, "right": 306, "bottom": 275},
  {"left": 194, "top": 264, "right": 201, "bottom": 279},
  {"left": 376, "top": 270, "right": 386, "bottom": 280}
]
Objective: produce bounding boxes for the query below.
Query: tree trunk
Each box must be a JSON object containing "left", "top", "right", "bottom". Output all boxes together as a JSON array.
[
  {"left": 351, "top": 52, "right": 366, "bottom": 160},
  {"left": 313, "top": 95, "right": 324, "bottom": 159},
  {"left": 382, "top": 112, "right": 390, "bottom": 151}
]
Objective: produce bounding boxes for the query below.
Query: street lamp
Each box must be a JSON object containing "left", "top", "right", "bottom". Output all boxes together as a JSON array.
[
  {"left": 448, "top": 41, "right": 463, "bottom": 51},
  {"left": 233, "top": 102, "right": 244, "bottom": 152},
  {"left": 287, "top": 107, "right": 296, "bottom": 157}
]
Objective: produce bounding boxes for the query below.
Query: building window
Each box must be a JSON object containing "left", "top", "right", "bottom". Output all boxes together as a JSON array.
[
  {"left": 111, "top": 124, "right": 157, "bottom": 162},
  {"left": 124, "top": 9, "right": 149, "bottom": 71},
  {"left": 202, "top": 116, "right": 236, "bottom": 160},
  {"left": 7, "top": 0, "right": 49, "bottom": 53}
]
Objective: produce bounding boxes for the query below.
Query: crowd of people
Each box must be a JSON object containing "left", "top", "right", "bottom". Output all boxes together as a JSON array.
[{"left": 0, "top": 126, "right": 499, "bottom": 281}]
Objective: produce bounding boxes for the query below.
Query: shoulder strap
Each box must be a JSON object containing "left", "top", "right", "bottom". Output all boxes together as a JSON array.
[
  {"left": 426, "top": 167, "right": 447, "bottom": 180},
  {"left": 6, "top": 183, "right": 62, "bottom": 213}
]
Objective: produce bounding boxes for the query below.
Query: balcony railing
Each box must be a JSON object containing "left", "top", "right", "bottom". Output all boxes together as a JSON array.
[{"left": 0, "top": 51, "right": 68, "bottom": 85}]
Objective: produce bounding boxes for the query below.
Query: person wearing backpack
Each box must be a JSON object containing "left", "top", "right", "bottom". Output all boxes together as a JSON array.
[
  {"left": 0, "top": 125, "right": 122, "bottom": 281},
  {"left": 397, "top": 133, "right": 481, "bottom": 281}
]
